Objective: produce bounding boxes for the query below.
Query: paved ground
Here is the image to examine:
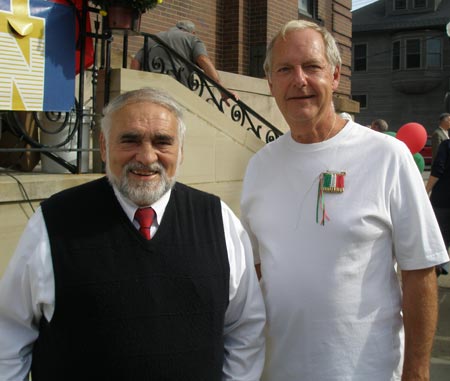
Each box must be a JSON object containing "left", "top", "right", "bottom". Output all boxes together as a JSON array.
[{"left": 431, "top": 276, "right": 450, "bottom": 380}]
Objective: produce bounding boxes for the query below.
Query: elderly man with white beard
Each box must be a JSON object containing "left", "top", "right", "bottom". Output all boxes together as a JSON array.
[{"left": 0, "top": 87, "right": 265, "bottom": 381}]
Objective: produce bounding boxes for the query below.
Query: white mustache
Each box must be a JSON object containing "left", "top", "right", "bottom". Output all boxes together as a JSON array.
[{"left": 126, "top": 162, "right": 164, "bottom": 174}]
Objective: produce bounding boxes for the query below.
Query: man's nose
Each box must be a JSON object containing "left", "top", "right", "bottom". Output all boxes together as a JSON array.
[
  {"left": 136, "top": 143, "right": 158, "bottom": 165},
  {"left": 293, "top": 66, "right": 307, "bottom": 86}
]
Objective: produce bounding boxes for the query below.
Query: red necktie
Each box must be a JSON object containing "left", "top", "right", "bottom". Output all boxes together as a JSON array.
[{"left": 134, "top": 207, "right": 155, "bottom": 240}]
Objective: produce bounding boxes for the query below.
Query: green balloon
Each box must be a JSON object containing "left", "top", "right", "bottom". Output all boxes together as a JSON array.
[
  {"left": 413, "top": 152, "right": 425, "bottom": 173},
  {"left": 384, "top": 131, "right": 397, "bottom": 137}
]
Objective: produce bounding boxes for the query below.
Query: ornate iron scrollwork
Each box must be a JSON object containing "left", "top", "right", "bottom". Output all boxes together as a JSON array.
[
  {"left": 2, "top": 100, "right": 91, "bottom": 173},
  {"left": 140, "top": 32, "right": 283, "bottom": 144}
]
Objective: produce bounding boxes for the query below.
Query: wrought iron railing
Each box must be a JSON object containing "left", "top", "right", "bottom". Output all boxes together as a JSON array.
[
  {"left": 2, "top": 106, "right": 93, "bottom": 173},
  {"left": 132, "top": 32, "right": 283, "bottom": 143},
  {"left": 0, "top": 1, "right": 283, "bottom": 174}
]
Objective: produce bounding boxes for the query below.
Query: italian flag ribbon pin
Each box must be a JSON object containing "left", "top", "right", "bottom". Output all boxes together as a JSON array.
[{"left": 316, "top": 171, "right": 346, "bottom": 225}]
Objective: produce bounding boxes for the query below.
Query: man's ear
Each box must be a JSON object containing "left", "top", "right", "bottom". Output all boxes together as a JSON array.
[
  {"left": 179, "top": 145, "right": 184, "bottom": 166},
  {"left": 268, "top": 78, "right": 274, "bottom": 95},
  {"left": 100, "top": 132, "right": 107, "bottom": 162},
  {"left": 332, "top": 65, "right": 341, "bottom": 91}
]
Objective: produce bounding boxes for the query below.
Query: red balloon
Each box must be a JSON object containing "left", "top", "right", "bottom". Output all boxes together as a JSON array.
[{"left": 396, "top": 122, "right": 427, "bottom": 154}]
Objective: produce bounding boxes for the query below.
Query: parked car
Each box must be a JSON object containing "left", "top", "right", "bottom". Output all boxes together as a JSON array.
[{"left": 420, "top": 136, "right": 432, "bottom": 166}]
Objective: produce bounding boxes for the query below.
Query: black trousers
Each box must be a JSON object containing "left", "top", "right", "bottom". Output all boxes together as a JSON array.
[{"left": 433, "top": 207, "right": 450, "bottom": 274}]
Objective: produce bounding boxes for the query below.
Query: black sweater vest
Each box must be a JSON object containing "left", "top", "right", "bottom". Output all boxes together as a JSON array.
[{"left": 32, "top": 178, "right": 230, "bottom": 381}]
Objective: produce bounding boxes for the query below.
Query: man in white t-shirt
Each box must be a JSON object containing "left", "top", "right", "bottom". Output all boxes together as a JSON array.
[{"left": 240, "top": 20, "right": 449, "bottom": 381}]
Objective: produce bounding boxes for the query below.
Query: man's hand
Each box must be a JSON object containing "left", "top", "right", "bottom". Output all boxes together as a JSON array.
[
  {"left": 196, "top": 55, "right": 239, "bottom": 107},
  {"left": 221, "top": 90, "right": 239, "bottom": 107},
  {"left": 130, "top": 58, "right": 141, "bottom": 70}
]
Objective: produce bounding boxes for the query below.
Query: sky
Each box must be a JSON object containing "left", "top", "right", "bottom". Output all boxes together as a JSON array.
[{"left": 352, "top": 0, "right": 378, "bottom": 11}]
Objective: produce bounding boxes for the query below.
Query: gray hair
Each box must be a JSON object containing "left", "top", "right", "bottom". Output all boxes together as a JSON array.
[
  {"left": 371, "top": 119, "right": 389, "bottom": 132},
  {"left": 263, "top": 20, "right": 342, "bottom": 79},
  {"left": 101, "top": 87, "right": 186, "bottom": 145},
  {"left": 176, "top": 20, "right": 196, "bottom": 33},
  {"left": 439, "top": 113, "right": 450, "bottom": 123}
]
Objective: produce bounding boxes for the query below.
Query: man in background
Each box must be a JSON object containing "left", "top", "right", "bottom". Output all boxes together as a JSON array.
[
  {"left": 370, "top": 118, "right": 389, "bottom": 132},
  {"left": 131, "top": 20, "right": 238, "bottom": 105},
  {"left": 431, "top": 112, "right": 450, "bottom": 163}
]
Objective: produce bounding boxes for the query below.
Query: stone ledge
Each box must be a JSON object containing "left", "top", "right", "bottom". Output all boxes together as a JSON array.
[{"left": 0, "top": 172, "right": 103, "bottom": 203}]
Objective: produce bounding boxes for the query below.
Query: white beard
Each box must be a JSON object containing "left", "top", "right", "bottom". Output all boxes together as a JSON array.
[{"left": 106, "top": 160, "right": 177, "bottom": 206}]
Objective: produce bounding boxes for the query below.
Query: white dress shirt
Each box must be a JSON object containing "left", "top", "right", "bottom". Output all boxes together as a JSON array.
[{"left": 0, "top": 187, "right": 265, "bottom": 381}]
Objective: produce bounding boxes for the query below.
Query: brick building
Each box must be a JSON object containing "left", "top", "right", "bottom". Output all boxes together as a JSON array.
[{"left": 107, "top": 0, "right": 355, "bottom": 106}]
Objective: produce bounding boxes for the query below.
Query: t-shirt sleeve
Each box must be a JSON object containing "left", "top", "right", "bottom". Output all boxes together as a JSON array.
[
  {"left": 191, "top": 38, "right": 208, "bottom": 61},
  {"left": 390, "top": 144, "right": 449, "bottom": 269}
]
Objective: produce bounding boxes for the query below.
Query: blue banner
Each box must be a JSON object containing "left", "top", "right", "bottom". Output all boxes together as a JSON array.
[{"left": 0, "top": 0, "right": 75, "bottom": 111}]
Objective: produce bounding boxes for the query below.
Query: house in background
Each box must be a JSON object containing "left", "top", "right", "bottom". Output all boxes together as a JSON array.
[{"left": 351, "top": 0, "right": 450, "bottom": 132}]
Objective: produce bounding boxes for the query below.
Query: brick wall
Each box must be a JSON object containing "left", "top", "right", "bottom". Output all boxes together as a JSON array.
[
  {"left": 331, "top": 0, "right": 352, "bottom": 97},
  {"left": 223, "top": 0, "right": 250, "bottom": 74},
  {"left": 109, "top": 0, "right": 221, "bottom": 68},
  {"left": 101, "top": 0, "right": 352, "bottom": 98},
  {"left": 267, "top": 0, "right": 299, "bottom": 42}
]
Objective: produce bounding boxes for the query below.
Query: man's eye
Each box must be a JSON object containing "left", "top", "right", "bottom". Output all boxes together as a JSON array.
[
  {"left": 305, "top": 64, "right": 322, "bottom": 71},
  {"left": 154, "top": 135, "right": 175, "bottom": 146},
  {"left": 121, "top": 139, "right": 138, "bottom": 144},
  {"left": 156, "top": 140, "right": 173, "bottom": 147}
]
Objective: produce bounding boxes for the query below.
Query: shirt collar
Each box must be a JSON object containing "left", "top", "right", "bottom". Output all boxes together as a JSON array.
[{"left": 112, "top": 184, "right": 172, "bottom": 227}]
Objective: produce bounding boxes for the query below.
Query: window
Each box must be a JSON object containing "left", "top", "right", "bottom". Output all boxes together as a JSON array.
[
  {"left": 413, "top": 0, "right": 426, "bottom": 8},
  {"left": 298, "top": 0, "right": 316, "bottom": 17},
  {"left": 353, "top": 44, "right": 367, "bottom": 72},
  {"left": 394, "top": 0, "right": 407, "bottom": 10},
  {"left": 426, "top": 38, "right": 441, "bottom": 68},
  {"left": 298, "top": 0, "right": 310, "bottom": 14},
  {"left": 406, "top": 39, "right": 421, "bottom": 68},
  {"left": 392, "top": 41, "right": 400, "bottom": 70},
  {"left": 391, "top": 35, "right": 442, "bottom": 70},
  {"left": 250, "top": 44, "right": 266, "bottom": 78},
  {"left": 352, "top": 94, "right": 367, "bottom": 109}
]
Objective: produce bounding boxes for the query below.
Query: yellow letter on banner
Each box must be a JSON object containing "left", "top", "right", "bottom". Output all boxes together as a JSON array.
[{"left": 0, "top": 0, "right": 45, "bottom": 110}]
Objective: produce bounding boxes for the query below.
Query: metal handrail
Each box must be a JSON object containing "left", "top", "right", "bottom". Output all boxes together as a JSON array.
[{"left": 136, "top": 32, "right": 283, "bottom": 143}]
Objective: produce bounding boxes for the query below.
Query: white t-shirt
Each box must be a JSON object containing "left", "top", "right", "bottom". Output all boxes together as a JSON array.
[{"left": 241, "top": 121, "right": 448, "bottom": 381}]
